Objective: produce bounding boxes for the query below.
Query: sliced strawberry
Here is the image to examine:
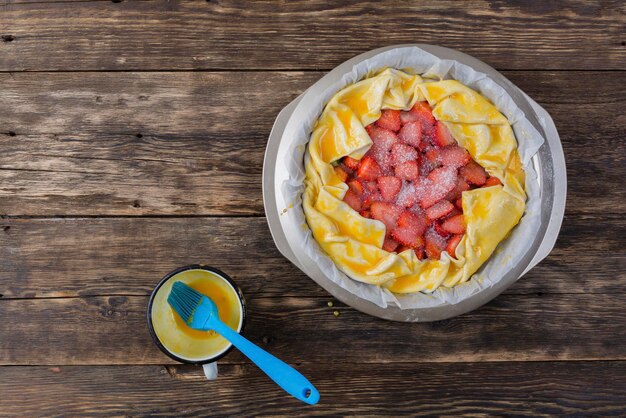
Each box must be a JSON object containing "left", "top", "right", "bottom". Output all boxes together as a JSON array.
[
  {"left": 364, "top": 148, "right": 393, "bottom": 173},
  {"left": 376, "top": 109, "right": 401, "bottom": 132},
  {"left": 412, "top": 177, "right": 431, "bottom": 205},
  {"left": 425, "top": 242, "right": 442, "bottom": 259},
  {"left": 392, "top": 228, "right": 424, "bottom": 249},
  {"left": 370, "top": 202, "right": 403, "bottom": 232},
  {"left": 417, "top": 134, "right": 432, "bottom": 152},
  {"left": 365, "top": 126, "right": 398, "bottom": 172},
  {"left": 420, "top": 167, "right": 457, "bottom": 208},
  {"left": 439, "top": 145, "right": 470, "bottom": 168},
  {"left": 410, "top": 102, "right": 436, "bottom": 134},
  {"left": 425, "top": 200, "right": 454, "bottom": 221},
  {"left": 434, "top": 221, "right": 451, "bottom": 238},
  {"left": 454, "top": 198, "right": 463, "bottom": 210},
  {"left": 414, "top": 247, "right": 426, "bottom": 260},
  {"left": 411, "top": 101, "right": 436, "bottom": 125},
  {"left": 425, "top": 147, "right": 441, "bottom": 165},
  {"left": 446, "top": 234, "right": 463, "bottom": 258},
  {"left": 441, "top": 214, "right": 466, "bottom": 234},
  {"left": 342, "top": 156, "right": 360, "bottom": 170},
  {"left": 392, "top": 211, "right": 427, "bottom": 248},
  {"left": 348, "top": 179, "right": 365, "bottom": 196},
  {"left": 399, "top": 110, "right": 419, "bottom": 124},
  {"left": 359, "top": 209, "right": 371, "bottom": 218},
  {"left": 382, "top": 237, "right": 400, "bottom": 252},
  {"left": 364, "top": 181, "right": 379, "bottom": 194},
  {"left": 356, "top": 156, "right": 383, "bottom": 181},
  {"left": 445, "top": 176, "right": 470, "bottom": 201},
  {"left": 446, "top": 207, "right": 462, "bottom": 219},
  {"left": 377, "top": 176, "right": 402, "bottom": 201},
  {"left": 424, "top": 228, "right": 447, "bottom": 260},
  {"left": 395, "top": 182, "right": 418, "bottom": 208},
  {"left": 398, "top": 121, "right": 421, "bottom": 148},
  {"left": 367, "top": 125, "right": 397, "bottom": 151},
  {"left": 343, "top": 190, "right": 362, "bottom": 212},
  {"left": 395, "top": 160, "right": 420, "bottom": 181},
  {"left": 362, "top": 191, "right": 383, "bottom": 210},
  {"left": 419, "top": 187, "right": 442, "bottom": 209},
  {"left": 397, "top": 210, "right": 428, "bottom": 236},
  {"left": 460, "top": 161, "right": 487, "bottom": 186},
  {"left": 391, "top": 143, "right": 418, "bottom": 166},
  {"left": 432, "top": 121, "right": 456, "bottom": 147},
  {"left": 334, "top": 165, "right": 349, "bottom": 182},
  {"left": 400, "top": 102, "right": 435, "bottom": 135},
  {"left": 483, "top": 176, "right": 503, "bottom": 187}
]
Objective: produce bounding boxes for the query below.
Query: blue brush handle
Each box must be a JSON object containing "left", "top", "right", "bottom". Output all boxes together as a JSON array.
[{"left": 209, "top": 318, "right": 320, "bottom": 405}]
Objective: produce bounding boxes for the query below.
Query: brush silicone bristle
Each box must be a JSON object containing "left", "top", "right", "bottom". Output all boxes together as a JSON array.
[{"left": 167, "top": 281, "right": 204, "bottom": 323}]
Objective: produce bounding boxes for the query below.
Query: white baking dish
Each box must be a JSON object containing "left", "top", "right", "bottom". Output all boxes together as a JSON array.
[{"left": 263, "top": 45, "right": 566, "bottom": 322}]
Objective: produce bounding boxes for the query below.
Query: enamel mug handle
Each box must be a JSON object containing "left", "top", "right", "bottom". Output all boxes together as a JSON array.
[
  {"left": 202, "top": 362, "right": 218, "bottom": 380},
  {"left": 211, "top": 320, "right": 320, "bottom": 405}
]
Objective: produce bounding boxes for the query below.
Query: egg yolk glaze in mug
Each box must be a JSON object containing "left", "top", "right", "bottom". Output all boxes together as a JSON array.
[
  {"left": 151, "top": 269, "right": 243, "bottom": 362},
  {"left": 303, "top": 68, "right": 526, "bottom": 294}
]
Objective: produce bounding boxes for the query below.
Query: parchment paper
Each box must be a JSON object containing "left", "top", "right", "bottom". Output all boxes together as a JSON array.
[{"left": 281, "top": 46, "right": 544, "bottom": 309}]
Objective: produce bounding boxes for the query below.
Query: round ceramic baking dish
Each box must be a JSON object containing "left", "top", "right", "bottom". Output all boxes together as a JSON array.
[{"left": 263, "top": 45, "right": 566, "bottom": 322}]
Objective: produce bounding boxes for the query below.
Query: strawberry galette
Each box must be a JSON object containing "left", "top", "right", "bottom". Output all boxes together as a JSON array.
[
  {"left": 303, "top": 68, "right": 526, "bottom": 293},
  {"left": 338, "top": 104, "right": 503, "bottom": 261}
]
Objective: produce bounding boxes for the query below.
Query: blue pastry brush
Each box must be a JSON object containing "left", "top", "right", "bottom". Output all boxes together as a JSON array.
[{"left": 167, "top": 281, "right": 320, "bottom": 405}]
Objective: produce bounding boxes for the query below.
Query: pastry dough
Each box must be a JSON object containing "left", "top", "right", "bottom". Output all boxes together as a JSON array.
[{"left": 303, "top": 68, "right": 526, "bottom": 293}]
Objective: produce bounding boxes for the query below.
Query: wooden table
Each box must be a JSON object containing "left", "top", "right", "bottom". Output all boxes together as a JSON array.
[{"left": 1, "top": 1, "right": 624, "bottom": 416}]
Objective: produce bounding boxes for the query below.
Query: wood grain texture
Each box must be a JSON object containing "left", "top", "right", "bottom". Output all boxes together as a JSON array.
[
  {"left": 1, "top": 291, "right": 624, "bottom": 365},
  {"left": 1, "top": 2, "right": 624, "bottom": 416},
  {"left": 0, "top": 71, "right": 315, "bottom": 215},
  {"left": 1, "top": 71, "right": 624, "bottom": 216},
  {"left": 0, "top": 0, "right": 624, "bottom": 71},
  {"left": 0, "top": 215, "right": 624, "bottom": 300},
  {"left": 1, "top": 362, "right": 625, "bottom": 416}
]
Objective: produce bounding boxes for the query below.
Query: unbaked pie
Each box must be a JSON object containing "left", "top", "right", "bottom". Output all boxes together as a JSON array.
[{"left": 303, "top": 68, "right": 526, "bottom": 293}]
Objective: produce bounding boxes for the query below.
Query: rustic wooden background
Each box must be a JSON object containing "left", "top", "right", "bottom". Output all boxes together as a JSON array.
[{"left": 1, "top": 1, "right": 625, "bottom": 416}]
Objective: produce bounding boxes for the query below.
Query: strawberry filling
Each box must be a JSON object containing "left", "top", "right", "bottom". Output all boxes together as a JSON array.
[{"left": 338, "top": 101, "right": 500, "bottom": 260}]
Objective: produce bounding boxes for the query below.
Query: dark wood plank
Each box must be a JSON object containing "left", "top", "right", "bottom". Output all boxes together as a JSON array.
[
  {"left": 0, "top": 215, "right": 623, "bottom": 300},
  {"left": 0, "top": 291, "right": 624, "bottom": 365},
  {"left": 0, "top": 71, "right": 624, "bottom": 216},
  {"left": 1, "top": 362, "right": 624, "bottom": 416},
  {"left": 0, "top": 71, "right": 317, "bottom": 137},
  {"left": 0, "top": 206, "right": 623, "bottom": 298},
  {"left": 0, "top": 217, "right": 311, "bottom": 299},
  {"left": 3, "top": 0, "right": 98, "bottom": 3},
  {"left": 0, "top": 71, "right": 318, "bottom": 215},
  {"left": 0, "top": 1, "right": 624, "bottom": 71}
]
